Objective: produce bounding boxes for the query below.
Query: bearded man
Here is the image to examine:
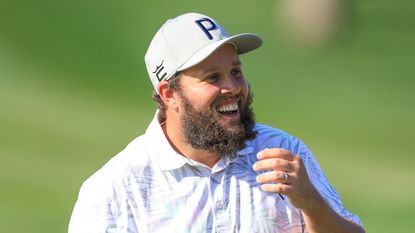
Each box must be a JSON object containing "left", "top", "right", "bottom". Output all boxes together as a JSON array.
[{"left": 69, "top": 12, "right": 365, "bottom": 233}]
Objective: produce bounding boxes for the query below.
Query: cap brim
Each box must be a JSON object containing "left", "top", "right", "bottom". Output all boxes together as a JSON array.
[{"left": 177, "top": 33, "right": 262, "bottom": 72}]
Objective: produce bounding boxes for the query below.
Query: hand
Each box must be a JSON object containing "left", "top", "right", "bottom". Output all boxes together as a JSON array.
[{"left": 253, "top": 148, "right": 322, "bottom": 211}]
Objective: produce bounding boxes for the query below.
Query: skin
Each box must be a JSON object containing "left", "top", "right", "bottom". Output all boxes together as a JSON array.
[
  {"left": 158, "top": 43, "right": 248, "bottom": 168},
  {"left": 157, "top": 43, "right": 365, "bottom": 233},
  {"left": 253, "top": 148, "right": 365, "bottom": 233}
]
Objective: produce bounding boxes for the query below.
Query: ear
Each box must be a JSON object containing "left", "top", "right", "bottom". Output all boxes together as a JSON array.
[{"left": 157, "top": 81, "right": 179, "bottom": 111}]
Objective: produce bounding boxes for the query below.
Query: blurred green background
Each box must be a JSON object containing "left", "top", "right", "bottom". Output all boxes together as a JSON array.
[{"left": 1, "top": 0, "right": 414, "bottom": 232}]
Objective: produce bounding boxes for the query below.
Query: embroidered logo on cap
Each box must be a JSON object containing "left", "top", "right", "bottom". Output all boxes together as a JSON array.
[
  {"left": 152, "top": 60, "right": 167, "bottom": 81},
  {"left": 195, "top": 18, "right": 217, "bottom": 40}
]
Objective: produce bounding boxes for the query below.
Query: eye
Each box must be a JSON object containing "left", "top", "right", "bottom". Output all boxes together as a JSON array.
[
  {"left": 231, "top": 68, "right": 243, "bottom": 77},
  {"left": 205, "top": 73, "right": 220, "bottom": 83}
]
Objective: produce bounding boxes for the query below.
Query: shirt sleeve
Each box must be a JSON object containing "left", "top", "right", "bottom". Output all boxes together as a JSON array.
[
  {"left": 294, "top": 138, "right": 363, "bottom": 227},
  {"left": 68, "top": 175, "right": 118, "bottom": 233}
]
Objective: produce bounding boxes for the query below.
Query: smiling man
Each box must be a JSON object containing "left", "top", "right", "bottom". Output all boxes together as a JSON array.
[
  {"left": 160, "top": 43, "right": 256, "bottom": 168},
  {"left": 69, "top": 13, "right": 365, "bottom": 233}
]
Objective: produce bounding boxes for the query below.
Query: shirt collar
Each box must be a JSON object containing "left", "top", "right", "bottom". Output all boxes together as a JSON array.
[
  {"left": 237, "top": 141, "right": 254, "bottom": 155},
  {"left": 144, "top": 111, "right": 188, "bottom": 171},
  {"left": 144, "top": 110, "right": 255, "bottom": 171}
]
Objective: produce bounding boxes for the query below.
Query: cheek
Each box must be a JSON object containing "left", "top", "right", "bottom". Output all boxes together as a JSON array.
[
  {"left": 188, "top": 87, "right": 221, "bottom": 107},
  {"left": 240, "top": 80, "right": 249, "bottom": 96},
  {"left": 204, "top": 89, "right": 222, "bottom": 106}
]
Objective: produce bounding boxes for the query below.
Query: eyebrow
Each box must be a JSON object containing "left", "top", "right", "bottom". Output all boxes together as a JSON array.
[{"left": 201, "top": 60, "right": 242, "bottom": 75}]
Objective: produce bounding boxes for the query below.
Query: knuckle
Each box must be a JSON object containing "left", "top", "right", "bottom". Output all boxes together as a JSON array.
[
  {"left": 273, "top": 148, "right": 283, "bottom": 154},
  {"left": 279, "top": 184, "right": 286, "bottom": 192},
  {"left": 276, "top": 171, "right": 282, "bottom": 179},
  {"left": 273, "top": 171, "right": 280, "bottom": 180},
  {"left": 292, "top": 156, "right": 302, "bottom": 167},
  {"left": 272, "top": 159, "right": 280, "bottom": 168},
  {"left": 294, "top": 154, "right": 302, "bottom": 162},
  {"left": 274, "top": 159, "right": 284, "bottom": 168}
]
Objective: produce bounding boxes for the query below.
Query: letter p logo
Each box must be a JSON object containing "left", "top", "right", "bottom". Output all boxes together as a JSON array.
[{"left": 195, "top": 18, "right": 217, "bottom": 40}]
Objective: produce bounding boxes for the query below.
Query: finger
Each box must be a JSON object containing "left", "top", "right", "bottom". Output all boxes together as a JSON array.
[
  {"left": 253, "top": 158, "right": 295, "bottom": 172},
  {"left": 260, "top": 183, "right": 293, "bottom": 194},
  {"left": 257, "top": 148, "right": 295, "bottom": 161},
  {"left": 256, "top": 170, "right": 291, "bottom": 184}
]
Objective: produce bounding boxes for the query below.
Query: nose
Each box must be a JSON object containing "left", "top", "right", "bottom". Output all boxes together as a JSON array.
[{"left": 221, "top": 75, "right": 242, "bottom": 96}]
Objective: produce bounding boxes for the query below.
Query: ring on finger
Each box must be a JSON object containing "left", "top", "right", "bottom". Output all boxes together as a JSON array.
[{"left": 282, "top": 171, "right": 289, "bottom": 183}]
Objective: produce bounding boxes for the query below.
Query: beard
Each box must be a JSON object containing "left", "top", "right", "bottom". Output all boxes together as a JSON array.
[{"left": 178, "top": 90, "right": 257, "bottom": 156}]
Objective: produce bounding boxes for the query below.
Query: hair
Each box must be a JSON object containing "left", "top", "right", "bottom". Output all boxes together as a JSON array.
[{"left": 152, "top": 73, "right": 181, "bottom": 122}]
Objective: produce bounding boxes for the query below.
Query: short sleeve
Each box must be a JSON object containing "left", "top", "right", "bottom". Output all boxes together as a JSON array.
[
  {"left": 68, "top": 174, "right": 118, "bottom": 233},
  {"left": 294, "top": 138, "right": 363, "bottom": 227}
]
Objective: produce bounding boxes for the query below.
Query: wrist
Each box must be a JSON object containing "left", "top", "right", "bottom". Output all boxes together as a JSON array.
[{"left": 301, "top": 190, "right": 329, "bottom": 217}]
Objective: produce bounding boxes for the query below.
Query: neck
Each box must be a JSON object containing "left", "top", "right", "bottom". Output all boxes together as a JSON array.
[{"left": 162, "top": 118, "right": 220, "bottom": 168}]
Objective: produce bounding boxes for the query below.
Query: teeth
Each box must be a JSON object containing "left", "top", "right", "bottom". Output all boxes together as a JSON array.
[{"left": 217, "top": 103, "right": 238, "bottom": 113}]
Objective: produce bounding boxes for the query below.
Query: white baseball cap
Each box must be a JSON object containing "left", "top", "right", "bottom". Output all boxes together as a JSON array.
[{"left": 144, "top": 12, "right": 263, "bottom": 93}]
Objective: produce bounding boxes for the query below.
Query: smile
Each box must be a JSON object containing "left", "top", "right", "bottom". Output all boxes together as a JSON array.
[
  {"left": 216, "top": 102, "right": 240, "bottom": 121},
  {"left": 217, "top": 103, "right": 238, "bottom": 113}
]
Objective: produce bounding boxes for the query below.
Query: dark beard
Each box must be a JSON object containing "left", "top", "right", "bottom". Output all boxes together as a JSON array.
[{"left": 178, "top": 90, "right": 257, "bottom": 156}]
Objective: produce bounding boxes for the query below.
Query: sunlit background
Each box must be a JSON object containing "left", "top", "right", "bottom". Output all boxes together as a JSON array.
[{"left": 1, "top": 0, "right": 414, "bottom": 232}]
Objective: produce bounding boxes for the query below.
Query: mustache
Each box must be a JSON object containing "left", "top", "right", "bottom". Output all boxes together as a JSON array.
[{"left": 212, "top": 95, "right": 243, "bottom": 107}]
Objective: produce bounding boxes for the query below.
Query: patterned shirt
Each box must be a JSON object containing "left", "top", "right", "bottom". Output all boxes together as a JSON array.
[{"left": 68, "top": 112, "right": 362, "bottom": 233}]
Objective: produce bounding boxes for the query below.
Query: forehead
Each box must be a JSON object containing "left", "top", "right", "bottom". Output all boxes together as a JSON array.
[{"left": 181, "top": 43, "right": 241, "bottom": 76}]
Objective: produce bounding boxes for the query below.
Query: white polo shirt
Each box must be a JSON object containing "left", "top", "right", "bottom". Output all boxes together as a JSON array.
[{"left": 69, "top": 112, "right": 362, "bottom": 233}]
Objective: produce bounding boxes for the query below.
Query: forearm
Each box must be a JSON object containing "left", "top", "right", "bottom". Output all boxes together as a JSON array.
[{"left": 301, "top": 195, "right": 365, "bottom": 233}]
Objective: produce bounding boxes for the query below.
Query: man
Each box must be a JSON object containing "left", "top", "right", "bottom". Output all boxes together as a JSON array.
[{"left": 69, "top": 12, "right": 365, "bottom": 233}]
